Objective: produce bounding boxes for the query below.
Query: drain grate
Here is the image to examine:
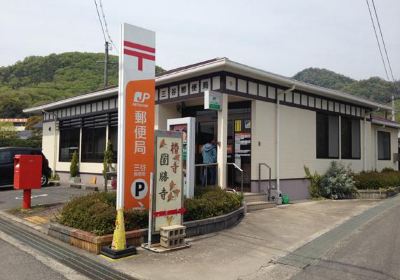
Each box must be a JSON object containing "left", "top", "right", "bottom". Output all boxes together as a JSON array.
[{"left": 0, "top": 217, "right": 138, "bottom": 280}]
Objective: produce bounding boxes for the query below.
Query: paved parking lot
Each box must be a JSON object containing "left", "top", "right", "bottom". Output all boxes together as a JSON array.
[{"left": 0, "top": 185, "right": 92, "bottom": 210}]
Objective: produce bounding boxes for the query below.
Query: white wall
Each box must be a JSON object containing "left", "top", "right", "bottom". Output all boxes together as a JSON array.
[
  {"left": 251, "top": 99, "right": 398, "bottom": 180},
  {"left": 372, "top": 125, "right": 398, "bottom": 171},
  {"left": 42, "top": 100, "right": 399, "bottom": 183},
  {"left": 251, "top": 100, "right": 276, "bottom": 180},
  {"left": 42, "top": 121, "right": 56, "bottom": 171},
  {"left": 155, "top": 103, "right": 181, "bottom": 130}
]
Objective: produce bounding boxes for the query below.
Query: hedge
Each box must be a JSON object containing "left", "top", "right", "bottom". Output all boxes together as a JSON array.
[
  {"left": 57, "top": 189, "right": 242, "bottom": 235},
  {"left": 56, "top": 192, "right": 147, "bottom": 235},
  {"left": 184, "top": 188, "right": 242, "bottom": 221},
  {"left": 354, "top": 171, "right": 400, "bottom": 190}
]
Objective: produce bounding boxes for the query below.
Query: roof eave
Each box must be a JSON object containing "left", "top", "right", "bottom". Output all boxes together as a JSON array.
[
  {"left": 371, "top": 119, "right": 400, "bottom": 129},
  {"left": 24, "top": 58, "right": 393, "bottom": 114},
  {"left": 23, "top": 87, "right": 118, "bottom": 114},
  {"left": 224, "top": 60, "right": 392, "bottom": 111}
]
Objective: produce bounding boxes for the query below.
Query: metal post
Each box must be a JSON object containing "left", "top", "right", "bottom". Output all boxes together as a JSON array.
[
  {"left": 258, "top": 164, "right": 261, "bottom": 193},
  {"left": 22, "top": 189, "right": 31, "bottom": 209},
  {"left": 392, "top": 95, "right": 395, "bottom": 121},
  {"left": 241, "top": 172, "right": 243, "bottom": 194},
  {"left": 104, "top": 41, "right": 109, "bottom": 88},
  {"left": 205, "top": 166, "right": 208, "bottom": 188},
  {"left": 148, "top": 172, "right": 153, "bottom": 249},
  {"left": 268, "top": 167, "right": 271, "bottom": 201}
]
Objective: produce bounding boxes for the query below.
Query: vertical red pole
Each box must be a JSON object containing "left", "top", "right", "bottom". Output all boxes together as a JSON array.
[{"left": 22, "top": 189, "right": 31, "bottom": 209}]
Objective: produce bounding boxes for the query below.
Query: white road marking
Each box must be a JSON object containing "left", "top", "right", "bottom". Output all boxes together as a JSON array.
[{"left": 15, "top": 194, "right": 48, "bottom": 200}]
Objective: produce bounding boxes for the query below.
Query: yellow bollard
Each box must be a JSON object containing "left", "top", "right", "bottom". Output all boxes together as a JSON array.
[{"left": 111, "top": 209, "right": 126, "bottom": 250}]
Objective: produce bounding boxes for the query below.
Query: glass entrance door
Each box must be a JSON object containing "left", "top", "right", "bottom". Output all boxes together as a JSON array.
[
  {"left": 227, "top": 102, "right": 251, "bottom": 191},
  {"left": 182, "top": 101, "right": 252, "bottom": 191},
  {"left": 182, "top": 106, "right": 217, "bottom": 187}
]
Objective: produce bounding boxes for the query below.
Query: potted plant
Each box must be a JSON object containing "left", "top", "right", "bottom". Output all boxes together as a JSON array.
[
  {"left": 70, "top": 151, "right": 81, "bottom": 183},
  {"left": 102, "top": 141, "right": 115, "bottom": 192}
]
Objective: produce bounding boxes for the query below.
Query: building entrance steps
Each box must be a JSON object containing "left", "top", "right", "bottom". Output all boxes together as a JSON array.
[{"left": 243, "top": 192, "right": 275, "bottom": 212}]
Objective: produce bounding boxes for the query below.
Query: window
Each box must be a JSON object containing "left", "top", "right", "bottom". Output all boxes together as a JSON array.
[
  {"left": 59, "top": 128, "right": 80, "bottom": 162},
  {"left": 341, "top": 117, "right": 361, "bottom": 159},
  {"left": 81, "top": 127, "right": 106, "bottom": 162},
  {"left": 316, "top": 113, "right": 339, "bottom": 159},
  {"left": 0, "top": 150, "right": 12, "bottom": 164},
  {"left": 108, "top": 126, "right": 118, "bottom": 163},
  {"left": 378, "top": 131, "right": 391, "bottom": 160}
]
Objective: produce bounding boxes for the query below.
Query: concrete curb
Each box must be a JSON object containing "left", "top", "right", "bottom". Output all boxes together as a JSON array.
[
  {"left": 184, "top": 206, "right": 245, "bottom": 237},
  {"left": 48, "top": 223, "right": 146, "bottom": 254},
  {"left": 1, "top": 203, "right": 245, "bottom": 255}
]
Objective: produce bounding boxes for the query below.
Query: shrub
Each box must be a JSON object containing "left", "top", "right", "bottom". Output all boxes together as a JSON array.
[
  {"left": 57, "top": 188, "right": 242, "bottom": 235},
  {"left": 381, "top": 167, "right": 395, "bottom": 173},
  {"left": 354, "top": 171, "right": 400, "bottom": 190},
  {"left": 57, "top": 192, "right": 116, "bottom": 235},
  {"left": 304, "top": 162, "right": 357, "bottom": 199},
  {"left": 57, "top": 192, "right": 147, "bottom": 235},
  {"left": 184, "top": 188, "right": 242, "bottom": 221},
  {"left": 102, "top": 141, "right": 115, "bottom": 192},
  {"left": 320, "top": 162, "right": 357, "bottom": 199},
  {"left": 70, "top": 151, "right": 79, "bottom": 177},
  {"left": 304, "top": 166, "right": 322, "bottom": 198}
]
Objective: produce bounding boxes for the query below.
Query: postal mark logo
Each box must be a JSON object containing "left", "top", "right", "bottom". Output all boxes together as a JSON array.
[{"left": 133, "top": 91, "right": 150, "bottom": 104}]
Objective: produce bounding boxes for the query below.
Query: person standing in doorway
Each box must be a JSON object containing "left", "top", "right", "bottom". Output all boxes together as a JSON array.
[{"left": 201, "top": 139, "right": 217, "bottom": 186}]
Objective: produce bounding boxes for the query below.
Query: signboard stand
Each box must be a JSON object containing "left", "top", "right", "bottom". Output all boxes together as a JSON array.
[
  {"left": 101, "top": 23, "right": 155, "bottom": 259},
  {"left": 142, "top": 130, "right": 190, "bottom": 253},
  {"left": 167, "top": 117, "right": 195, "bottom": 198},
  {"left": 147, "top": 172, "right": 154, "bottom": 249}
]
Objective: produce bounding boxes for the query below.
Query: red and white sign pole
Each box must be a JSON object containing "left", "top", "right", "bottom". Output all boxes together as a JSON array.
[{"left": 112, "top": 23, "right": 155, "bottom": 251}]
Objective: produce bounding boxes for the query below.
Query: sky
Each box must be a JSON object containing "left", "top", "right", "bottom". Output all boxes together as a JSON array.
[{"left": 0, "top": 0, "right": 399, "bottom": 81}]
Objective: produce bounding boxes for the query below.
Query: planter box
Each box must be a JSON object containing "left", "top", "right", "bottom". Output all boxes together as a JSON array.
[
  {"left": 69, "top": 177, "right": 81, "bottom": 183},
  {"left": 357, "top": 188, "right": 400, "bottom": 199},
  {"left": 48, "top": 223, "right": 146, "bottom": 254},
  {"left": 184, "top": 206, "right": 245, "bottom": 237},
  {"left": 49, "top": 206, "right": 244, "bottom": 254}
]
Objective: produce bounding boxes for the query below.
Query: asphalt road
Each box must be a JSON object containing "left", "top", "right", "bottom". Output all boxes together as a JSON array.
[
  {"left": 0, "top": 185, "right": 92, "bottom": 210},
  {"left": 290, "top": 198, "right": 400, "bottom": 280},
  {"left": 0, "top": 238, "right": 68, "bottom": 280}
]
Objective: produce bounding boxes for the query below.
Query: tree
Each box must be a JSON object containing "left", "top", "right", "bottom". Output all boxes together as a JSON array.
[
  {"left": 0, "top": 52, "right": 166, "bottom": 118},
  {"left": 0, "top": 122, "right": 17, "bottom": 140},
  {"left": 102, "top": 141, "right": 115, "bottom": 192},
  {"left": 70, "top": 151, "right": 79, "bottom": 178}
]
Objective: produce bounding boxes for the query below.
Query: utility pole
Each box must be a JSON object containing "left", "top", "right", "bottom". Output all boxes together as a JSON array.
[
  {"left": 392, "top": 94, "right": 395, "bottom": 121},
  {"left": 104, "top": 41, "right": 109, "bottom": 88}
]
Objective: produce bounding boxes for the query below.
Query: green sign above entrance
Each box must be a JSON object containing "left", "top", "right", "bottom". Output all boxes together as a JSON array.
[{"left": 204, "top": 90, "right": 222, "bottom": 111}]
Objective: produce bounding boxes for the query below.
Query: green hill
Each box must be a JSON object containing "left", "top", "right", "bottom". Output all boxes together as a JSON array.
[
  {"left": 293, "top": 68, "right": 399, "bottom": 104},
  {"left": 0, "top": 52, "right": 164, "bottom": 118},
  {"left": 293, "top": 68, "right": 355, "bottom": 90},
  {"left": 0, "top": 53, "right": 398, "bottom": 118}
]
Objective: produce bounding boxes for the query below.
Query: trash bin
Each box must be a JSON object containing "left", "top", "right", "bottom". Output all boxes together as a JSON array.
[{"left": 282, "top": 194, "right": 290, "bottom": 204}]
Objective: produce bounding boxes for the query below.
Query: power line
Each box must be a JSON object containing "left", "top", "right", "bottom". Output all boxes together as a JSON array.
[
  {"left": 93, "top": 0, "right": 107, "bottom": 43},
  {"left": 98, "top": 0, "right": 118, "bottom": 52},
  {"left": 371, "top": 0, "right": 396, "bottom": 83},
  {"left": 365, "top": 0, "right": 390, "bottom": 81}
]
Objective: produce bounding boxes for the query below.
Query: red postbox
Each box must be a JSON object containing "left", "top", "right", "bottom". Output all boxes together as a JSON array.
[{"left": 14, "top": 155, "right": 42, "bottom": 209}]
